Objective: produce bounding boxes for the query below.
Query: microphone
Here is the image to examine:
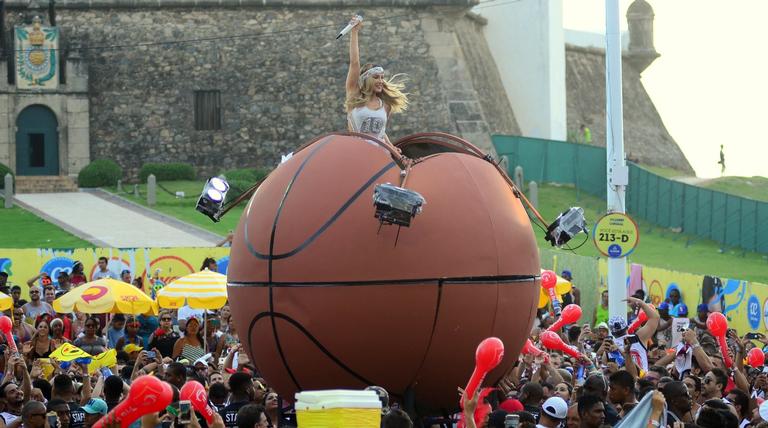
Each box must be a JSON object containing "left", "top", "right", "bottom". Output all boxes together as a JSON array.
[{"left": 337, "top": 14, "right": 363, "bottom": 40}]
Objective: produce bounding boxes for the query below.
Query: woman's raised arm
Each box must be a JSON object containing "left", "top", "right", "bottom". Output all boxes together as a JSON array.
[{"left": 345, "top": 16, "right": 362, "bottom": 97}]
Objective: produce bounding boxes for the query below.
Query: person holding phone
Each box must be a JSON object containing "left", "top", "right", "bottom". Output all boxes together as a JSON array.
[{"left": 47, "top": 399, "right": 71, "bottom": 428}]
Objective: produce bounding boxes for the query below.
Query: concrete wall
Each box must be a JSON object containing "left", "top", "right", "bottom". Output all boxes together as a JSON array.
[
  {"left": 0, "top": 1, "right": 516, "bottom": 180},
  {"left": 478, "top": 0, "right": 566, "bottom": 141}
]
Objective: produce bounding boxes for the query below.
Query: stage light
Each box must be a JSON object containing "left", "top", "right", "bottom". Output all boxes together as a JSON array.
[
  {"left": 373, "top": 183, "right": 425, "bottom": 228},
  {"left": 197, "top": 176, "right": 229, "bottom": 222},
  {"left": 544, "top": 207, "right": 587, "bottom": 247}
]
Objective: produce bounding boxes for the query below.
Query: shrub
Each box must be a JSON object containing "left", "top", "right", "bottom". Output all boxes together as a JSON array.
[
  {"left": 77, "top": 159, "right": 122, "bottom": 188},
  {"left": 0, "top": 162, "right": 12, "bottom": 190},
  {"left": 220, "top": 167, "right": 271, "bottom": 202},
  {"left": 139, "top": 163, "right": 196, "bottom": 182}
]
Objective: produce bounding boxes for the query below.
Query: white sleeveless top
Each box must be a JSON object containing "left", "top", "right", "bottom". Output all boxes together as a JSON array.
[
  {"left": 348, "top": 98, "right": 387, "bottom": 140},
  {"left": 614, "top": 333, "right": 649, "bottom": 372}
]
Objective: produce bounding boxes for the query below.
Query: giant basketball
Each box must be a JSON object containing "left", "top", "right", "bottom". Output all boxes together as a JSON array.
[{"left": 227, "top": 132, "right": 541, "bottom": 412}]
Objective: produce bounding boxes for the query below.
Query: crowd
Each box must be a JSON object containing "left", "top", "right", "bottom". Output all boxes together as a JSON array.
[{"left": 0, "top": 262, "right": 767, "bottom": 428}]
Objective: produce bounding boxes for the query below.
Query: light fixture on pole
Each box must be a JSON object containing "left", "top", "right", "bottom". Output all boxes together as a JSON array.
[{"left": 196, "top": 177, "right": 229, "bottom": 222}]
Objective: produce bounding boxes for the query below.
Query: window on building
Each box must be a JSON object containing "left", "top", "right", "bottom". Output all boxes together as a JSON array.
[{"left": 194, "top": 90, "right": 222, "bottom": 130}]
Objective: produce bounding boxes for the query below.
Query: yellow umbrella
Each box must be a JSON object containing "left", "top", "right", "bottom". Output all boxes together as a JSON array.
[
  {"left": 157, "top": 269, "right": 228, "bottom": 310},
  {"left": 53, "top": 278, "right": 158, "bottom": 315},
  {"left": 537, "top": 271, "right": 573, "bottom": 309}
]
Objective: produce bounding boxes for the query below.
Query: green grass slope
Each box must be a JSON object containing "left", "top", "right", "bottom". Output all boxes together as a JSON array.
[
  {"left": 701, "top": 176, "right": 768, "bottom": 202},
  {"left": 0, "top": 206, "right": 93, "bottom": 248},
  {"left": 532, "top": 184, "right": 768, "bottom": 284},
  {"left": 104, "top": 181, "right": 244, "bottom": 236}
]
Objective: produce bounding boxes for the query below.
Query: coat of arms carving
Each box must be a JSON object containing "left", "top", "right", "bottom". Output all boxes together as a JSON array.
[{"left": 15, "top": 16, "right": 59, "bottom": 90}]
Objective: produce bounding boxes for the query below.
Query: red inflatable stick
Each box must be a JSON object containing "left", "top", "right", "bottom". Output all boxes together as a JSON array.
[
  {"left": 547, "top": 304, "right": 582, "bottom": 332},
  {"left": 748, "top": 348, "right": 765, "bottom": 368},
  {"left": 93, "top": 376, "right": 173, "bottom": 428},
  {"left": 706, "top": 312, "right": 733, "bottom": 368},
  {"left": 540, "top": 331, "right": 582, "bottom": 359},
  {"left": 463, "top": 337, "right": 504, "bottom": 407},
  {"left": 627, "top": 304, "right": 655, "bottom": 334},
  {"left": 521, "top": 339, "right": 545, "bottom": 357},
  {"left": 541, "top": 270, "right": 562, "bottom": 316},
  {"left": 180, "top": 381, "right": 215, "bottom": 424},
  {"left": 0, "top": 316, "right": 16, "bottom": 353}
]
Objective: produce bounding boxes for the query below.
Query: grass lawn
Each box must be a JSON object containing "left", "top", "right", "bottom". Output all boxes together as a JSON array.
[
  {"left": 0, "top": 206, "right": 94, "bottom": 248},
  {"left": 104, "top": 181, "right": 244, "bottom": 236},
  {"left": 531, "top": 184, "right": 768, "bottom": 284},
  {"left": 702, "top": 176, "right": 768, "bottom": 202}
]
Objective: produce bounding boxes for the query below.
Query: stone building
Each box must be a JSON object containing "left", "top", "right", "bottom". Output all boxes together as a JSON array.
[{"left": 0, "top": 0, "right": 518, "bottom": 183}]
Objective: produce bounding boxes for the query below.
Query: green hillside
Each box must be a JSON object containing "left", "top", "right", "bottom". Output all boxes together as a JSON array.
[{"left": 532, "top": 184, "right": 768, "bottom": 284}]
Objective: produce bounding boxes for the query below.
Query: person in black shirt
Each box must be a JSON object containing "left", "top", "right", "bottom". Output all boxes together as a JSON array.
[
  {"left": 220, "top": 373, "right": 256, "bottom": 428},
  {"left": 236, "top": 405, "right": 268, "bottom": 428},
  {"left": 51, "top": 375, "right": 85, "bottom": 428}
]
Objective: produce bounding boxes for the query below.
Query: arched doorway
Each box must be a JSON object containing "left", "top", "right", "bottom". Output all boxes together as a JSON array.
[{"left": 16, "top": 105, "right": 59, "bottom": 175}]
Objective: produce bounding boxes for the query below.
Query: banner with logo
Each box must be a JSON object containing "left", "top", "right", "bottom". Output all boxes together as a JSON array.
[
  {"left": 0, "top": 248, "right": 230, "bottom": 298},
  {"left": 598, "top": 260, "right": 768, "bottom": 335}
]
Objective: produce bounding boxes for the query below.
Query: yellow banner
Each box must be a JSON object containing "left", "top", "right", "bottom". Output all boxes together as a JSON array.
[
  {"left": 0, "top": 248, "right": 230, "bottom": 299},
  {"left": 598, "top": 260, "right": 768, "bottom": 334}
]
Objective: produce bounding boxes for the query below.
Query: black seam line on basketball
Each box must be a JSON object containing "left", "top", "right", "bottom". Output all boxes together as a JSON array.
[
  {"left": 228, "top": 275, "right": 539, "bottom": 287},
  {"left": 407, "top": 279, "right": 443, "bottom": 389},
  {"left": 246, "top": 161, "right": 397, "bottom": 261},
  {"left": 247, "top": 311, "right": 376, "bottom": 388},
  {"left": 267, "top": 138, "right": 332, "bottom": 391}
]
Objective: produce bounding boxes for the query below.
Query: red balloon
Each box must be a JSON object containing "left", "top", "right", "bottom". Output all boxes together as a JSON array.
[
  {"left": 0, "top": 316, "right": 16, "bottom": 353},
  {"left": 707, "top": 312, "right": 728, "bottom": 337},
  {"left": 540, "top": 331, "right": 581, "bottom": 359},
  {"left": 627, "top": 305, "right": 655, "bottom": 334},
  {"left": 547, "top": 304, "right": 582, "bottom": 332},
  {"left": 521, "top": 339, "right": 544, "bottom": 356},
  {"left": 93, "top": 376, "right": 173, "bottom": 428},
  {"left": 749, "top": 348, "right": 765, "bottom": 368},
  {"left": 463, "top": 338, "right": 504, "bottom": 409},
  {"left": 180, "top": 381, "right": 215, "bottom": 424},
  {"left": 541, "top": 271, "right": 557, "bottom": 290}
]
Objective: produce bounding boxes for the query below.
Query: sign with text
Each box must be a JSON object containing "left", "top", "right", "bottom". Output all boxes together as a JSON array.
[{"left": 592, "top": 212, "right": 639, "bottom": 258}]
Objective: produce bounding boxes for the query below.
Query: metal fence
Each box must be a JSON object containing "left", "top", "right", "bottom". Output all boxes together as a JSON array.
[{"left": 492, "top": 135, "right": 768, "bottom": 254}]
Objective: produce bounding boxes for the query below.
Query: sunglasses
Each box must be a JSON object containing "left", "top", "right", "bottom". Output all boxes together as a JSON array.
[{"left": 161, "top": 317, "right": 172, "bottom": 321}]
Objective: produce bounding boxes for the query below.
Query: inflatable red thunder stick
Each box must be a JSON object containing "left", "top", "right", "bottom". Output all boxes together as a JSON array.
[
  {"left": 706, "top": 312, "right": 733, "bottom": 368},
  {"left": 458, "top": 338, "right": 504, "bottom": 428},
  {"left": 547, "top": 304, "right": 582, "bottom": 332},
  {"left": 522, "top": 339, "right": 546, "bottom": 357},
  {"left": 540, "top": 331, "right": 582, "bottom": 359},
  {"left": 541, "top": 270, "right": 561, "bottom": 317},
  {"left": 180, "top": 381, "right": 215, "bottom": 424},
  {"left": 627, "top": 304, "right": 655, "bottom": 334},
  {"left": 748, "top": 348, "right": 765, "bottom": 368},
  {"left": 93, "top": 376, "right": 173, "bottom": 428},
  {"left": 0, "top": 316, "right": 16, "bottom": 353}
]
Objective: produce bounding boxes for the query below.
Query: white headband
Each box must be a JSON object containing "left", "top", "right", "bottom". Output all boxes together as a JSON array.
[{"left": 359, "top": 66, "right": 384, "bottom": 87}]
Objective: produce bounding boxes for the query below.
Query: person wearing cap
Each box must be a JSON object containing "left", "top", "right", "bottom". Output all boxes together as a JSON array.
[
  {"left": 81, "top": 398, "right": 108, "bottom": 428},
  {"left": 560, "top": 270, "right": 580, "bottom": 307},
  {"left": 655, "top": 301, "right": 673, "bottom": 344},
  {"left": 611, "top": 296, "right": 659, "bottom": 373},
  {"left": 57, "top": 272, "right": 72, "bottom": 296},
  {"left": 668, "top": 288, "right": 684, "bottom": 317},
  {"left": 537, "top": 396, "right": 568, "bottom": 428}
]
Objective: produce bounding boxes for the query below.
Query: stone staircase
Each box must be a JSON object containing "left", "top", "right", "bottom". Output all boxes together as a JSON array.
[{"left": 14, "top": 176, "right": 79, "bottom": 193}]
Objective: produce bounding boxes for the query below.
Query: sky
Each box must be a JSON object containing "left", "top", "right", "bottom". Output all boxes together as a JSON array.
[{"left": 563, "top": 0, "right": 767, "bottom": 178}]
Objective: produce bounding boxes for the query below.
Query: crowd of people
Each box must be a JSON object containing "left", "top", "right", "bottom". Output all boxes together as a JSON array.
[{"left": 1, "top": 260, "right": 767, "bottom": 428}]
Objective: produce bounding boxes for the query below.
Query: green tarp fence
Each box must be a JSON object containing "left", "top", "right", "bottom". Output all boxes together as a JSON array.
[{"left": 493, "top": 135, "right": 768, "bottom": 254}]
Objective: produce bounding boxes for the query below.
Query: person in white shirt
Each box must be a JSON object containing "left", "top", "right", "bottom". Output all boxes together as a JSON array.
[
  {"left": 538, "top": 396, "right": 568, "bottom": 428},
  {"left": 92, "top": 257, "right": 117, "bottom": 281}
]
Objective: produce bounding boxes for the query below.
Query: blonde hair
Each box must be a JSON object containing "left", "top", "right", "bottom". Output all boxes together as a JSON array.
[{"left": 345, "top": 63, "right": 409, "bottom": 114}]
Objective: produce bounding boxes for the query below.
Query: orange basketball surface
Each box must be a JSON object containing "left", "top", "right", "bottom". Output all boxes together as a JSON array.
[{"left": 227, "top": 133, "right": 541, "bottom": 412}]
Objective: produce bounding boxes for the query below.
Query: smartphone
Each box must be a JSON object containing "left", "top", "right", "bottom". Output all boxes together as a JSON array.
[
  {"left": 146, "top": 351, "right": 156, "bottom": 359},
  {"left": 47, "top": 412, "right": 59, "bottom": 428},
  {"left": 178, "top": 400, "right": 192, "bottom": 424},
  {"left": 504, "top": 414, "right": 520, "bottom": 428},
  {"left": 746, "top": 332, "right": 764, "bottom": 340}
]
